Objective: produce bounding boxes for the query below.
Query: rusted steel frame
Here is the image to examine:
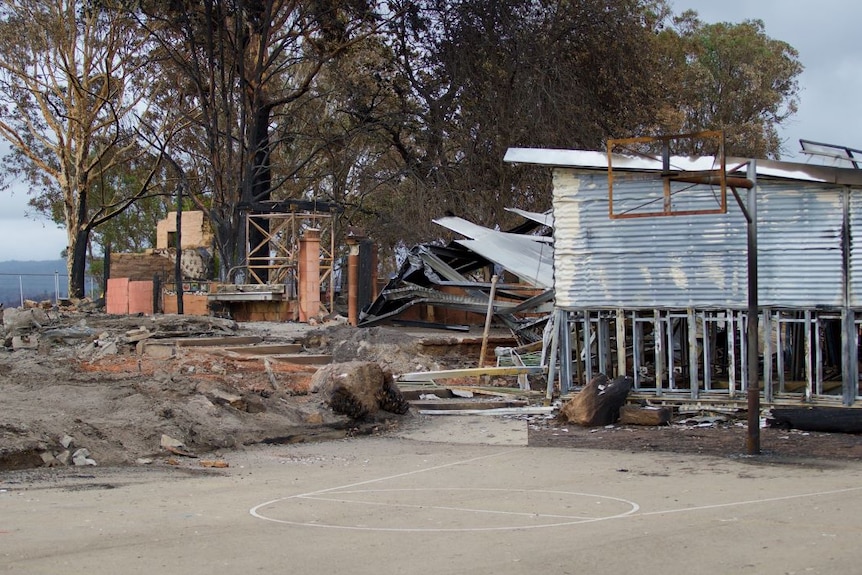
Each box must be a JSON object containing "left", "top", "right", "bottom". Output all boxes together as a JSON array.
[
  {"left": 670, "top": 174, "right": 752, "bottom": 189},
  {"left": 607, "top": 130, "right": 732, "bottom": 219}
]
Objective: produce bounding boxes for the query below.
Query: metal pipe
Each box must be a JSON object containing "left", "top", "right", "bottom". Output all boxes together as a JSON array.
[
  {"left": 654, "top": 310, "right": 663, "bottom": 397},
  {"left": 175, "top": 181, "right": 184, "bottom": 315},
  {"left": 545, "top": 312, "right": 560, "bottom": 401},
  {"left": 688, "top": 307, "right": 699, "bottom": 400},
  {"left": 746, "top": 160, "right": 760, "bottom": 455},
  {"left": 559, "top": 310, "right": 572, "bottom": 393},
  {"left": 347, "top": 239, "right": 359, "bottom": 326}
]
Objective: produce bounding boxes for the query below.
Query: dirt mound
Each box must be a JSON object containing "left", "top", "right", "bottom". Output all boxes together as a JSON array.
[{"left": 0, "top": 314, "right": 410, "bottom": 471}]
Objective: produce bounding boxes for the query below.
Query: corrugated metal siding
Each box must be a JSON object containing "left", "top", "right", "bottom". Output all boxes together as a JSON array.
[
  {"left": 849, "top": 193, "right": 862, "bottom": 307},
  {"left": 553, "top": 170, "right": 847, "bottom": 310},
  {"left": 757, "top": 183, "right": 843, "bottom": 308}
]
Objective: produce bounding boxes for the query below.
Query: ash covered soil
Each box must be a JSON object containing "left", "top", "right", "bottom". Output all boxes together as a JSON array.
[
  {"left": 527, "top": 419, "right": 862, "bottom": 462},
  {"left": 0, "top": 313, "right": 444, "bottom": 470},
  {"left": 1, "top": 310, "right": 861, "bottom": 473}
]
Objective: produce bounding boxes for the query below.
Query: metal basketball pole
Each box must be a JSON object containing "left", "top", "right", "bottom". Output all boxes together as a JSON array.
[
  {"left": 745, "top": 160, "right": 760, "bottom": 455},
  {"left": 729, "top": 159, "right": 760, "bottom": 455}
]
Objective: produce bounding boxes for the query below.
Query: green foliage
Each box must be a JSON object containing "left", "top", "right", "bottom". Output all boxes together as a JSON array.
[
  {"left": 0, "top": 0, "right": 804, "bottom": 278},
  {"left": 654, "top": 11, "right": 802, "bottom": 158}
]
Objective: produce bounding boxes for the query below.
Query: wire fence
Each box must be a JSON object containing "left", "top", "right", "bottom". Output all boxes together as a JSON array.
[{"left": 0, "top": 272, "right": 99, "bottom": 307}]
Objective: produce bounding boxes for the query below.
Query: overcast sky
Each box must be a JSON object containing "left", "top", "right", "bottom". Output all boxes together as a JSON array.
[{"left": 1, "top": 0, "right": 860, "bottom": 262}]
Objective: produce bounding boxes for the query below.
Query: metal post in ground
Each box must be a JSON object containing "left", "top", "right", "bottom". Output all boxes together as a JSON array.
[{"left": 746, "top": 160, "right": 760, "bottom": 455}]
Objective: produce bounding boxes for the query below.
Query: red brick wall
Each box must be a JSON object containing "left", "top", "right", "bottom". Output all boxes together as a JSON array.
[
  {"left": 106, "top": 278, "right": 130, "bottom": 315},
  {"left": 128, "top": 281, "right": 154, "bottom": 314},
  {"left": 163, "top": 294, "right": 209, "bottom": 315}
]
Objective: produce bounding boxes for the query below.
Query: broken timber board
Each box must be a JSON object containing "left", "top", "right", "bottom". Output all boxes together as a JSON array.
[
  {"left": 409, "top": 399, "right": 529, "bottom": 411},
  {"left": 173, "top": 336, "right": 263, "bottom": 347},
  {"left": 222, "top": 344, "right": 303, "bottom": 355},
  {"left": 418, "top": 406, "right": 555, "bottom": 416},
  {"left": 398, "top": 366, "right": 546, "bottom": 382}
]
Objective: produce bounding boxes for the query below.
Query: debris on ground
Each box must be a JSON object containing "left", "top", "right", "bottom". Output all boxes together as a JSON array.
[
  {"left": 2, "top": 305, "right": 862, "bottom": 473},
  {"left": 0, "top": 311, "right": 420, "bottom": 471},
  {"left": 358, "top": 211, "right": 555, "bottom": 347}
]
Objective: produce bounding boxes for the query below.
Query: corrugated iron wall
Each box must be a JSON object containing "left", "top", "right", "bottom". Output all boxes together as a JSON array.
[
  {"left": 553, "top": 170, "right": 850, "bottom": 310},
  {"left": 849, "top": 193, "right": 862, "bottom": 307},
  {"left": 758, "top": 185, "right": 844, "bottom": 307}
]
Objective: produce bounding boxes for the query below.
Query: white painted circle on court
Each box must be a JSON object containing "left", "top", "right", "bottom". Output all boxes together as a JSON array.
[{"left": 250, "top": 487, "right": 640, "bottom": 532}]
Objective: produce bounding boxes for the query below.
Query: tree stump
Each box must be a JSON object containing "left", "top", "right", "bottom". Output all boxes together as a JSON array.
[
  {"left": 311, "top": 361, "right": 409, "bottom": 419},
  {"left": 559, "top": 374, "right": 632, "bottom": 427}
]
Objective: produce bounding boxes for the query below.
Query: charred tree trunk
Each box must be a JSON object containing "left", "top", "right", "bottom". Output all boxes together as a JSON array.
[
  {"left": 767, "top": 407, "right": 862, "bottom": 433},
  {"left": 68, "top": 228, "right": 90, "bottom": 300},
  {"left": 247, "top": 107, "right": 272, "bottom": 284}
]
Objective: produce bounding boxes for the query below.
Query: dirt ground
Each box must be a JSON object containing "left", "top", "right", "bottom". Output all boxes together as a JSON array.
[
  {"left": 1, "top": 310, "right": 861, "bottom": 473},
  {"left": 527, "top": 418, "right": 862, "bottom": 461}
]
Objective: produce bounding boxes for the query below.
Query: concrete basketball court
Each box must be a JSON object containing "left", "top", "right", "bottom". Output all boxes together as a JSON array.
[{"left": 2, "top": 415, "right": 861, "bottom": 574}]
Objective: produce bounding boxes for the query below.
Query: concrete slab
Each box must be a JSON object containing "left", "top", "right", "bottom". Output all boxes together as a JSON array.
[
  {"left": 3, "top": 433, "right": 862, "bottom": 575},
  {"left": 408, "top": 398, "right": 529, "bottom": 410},
  {"left": 138, "top": 336, "right": 265, "bottom": 356},
  {"left": 394, "top": 414, "right": 529, "bottom": 446}
]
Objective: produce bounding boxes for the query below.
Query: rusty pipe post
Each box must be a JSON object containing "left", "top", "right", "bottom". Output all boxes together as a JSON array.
[{"left": 347, "top": 238, "right": 360, "bottom": 326}]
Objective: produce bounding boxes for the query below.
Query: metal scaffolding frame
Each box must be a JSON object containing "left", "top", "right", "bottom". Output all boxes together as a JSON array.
[
  {"left": 546, "top": 307, "right": 860, "bottom": 406},
  {"left": 245, "top": 211, "right": 336, "bottom": 313}
]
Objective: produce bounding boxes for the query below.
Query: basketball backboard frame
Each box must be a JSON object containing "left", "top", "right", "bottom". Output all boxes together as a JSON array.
[{"left": 606, "top": 130, "right": 729, "bottom": 220}]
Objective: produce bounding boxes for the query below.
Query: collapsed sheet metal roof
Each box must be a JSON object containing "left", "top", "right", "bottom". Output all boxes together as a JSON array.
[
  {"left": 456, "top": 237, "right": 553, "bottom": 288},
  {"left": 434, "top": 217, "right": 554, "bottom": 288},
  {"left": 433, "top": 215, "right": 551, "bottom": 242},
  {"left": 505, "top": 207, "right": 554, "bottom": 228},
  {"left": 503, "top": 148, "right": 862, "bottom": 187},
  {"left": 358, "top": 211, "right": 554, "bottom": 342}
]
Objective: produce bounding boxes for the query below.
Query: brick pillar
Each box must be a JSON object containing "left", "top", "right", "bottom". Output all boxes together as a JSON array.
[{"left": 298, "top": 228, "right": 321, "bottom": 322}]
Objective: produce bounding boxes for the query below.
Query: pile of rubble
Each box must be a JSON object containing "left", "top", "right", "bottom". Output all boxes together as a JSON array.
[
  {"left": 360, "top": 210, "right": 555, "bottom": 346},
  {"left": 36, "top": 434, "right": 98, "bottom": 468},
  {"left": 0, "top": 306, "right": 424, "bottom": 472}
]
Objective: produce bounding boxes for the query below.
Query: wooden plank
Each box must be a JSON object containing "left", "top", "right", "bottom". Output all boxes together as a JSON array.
[
  {"left": 409, "top": 398, "right": 528, "bottom": 411},
  {"left": 398, "top": 366, "right": 546, "bottom": 382},
  {"left": 417, "top": 406, "right": 555, "bottom": 416},
  {"left": 222, "top": 344, "right": 303, "bottom": 355}
]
